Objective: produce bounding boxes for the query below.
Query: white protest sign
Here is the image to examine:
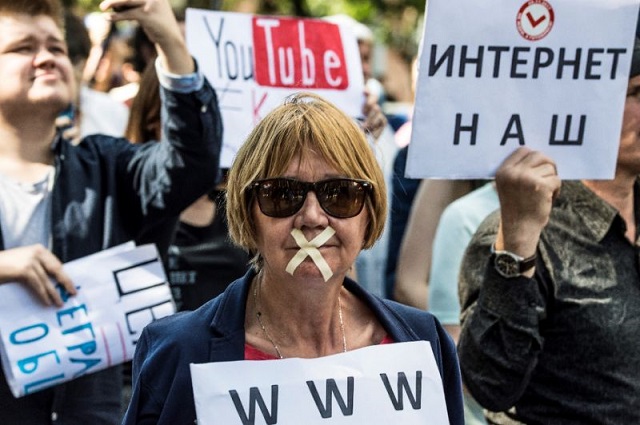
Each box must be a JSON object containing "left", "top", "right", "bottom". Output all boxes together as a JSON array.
[
  {"left": 406, "top": 0, "right": 639, "bottom": 179},
  {"left": 185, "top": 9, "right": 366, "bottom": 168},
  {"left": 0, "top": 243, "right": 175, "bottom": 397},
  {"left": 191, "top": 341, "right": 450, "bottom": 424}
]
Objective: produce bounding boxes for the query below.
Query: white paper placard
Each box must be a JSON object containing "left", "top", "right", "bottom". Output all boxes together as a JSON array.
[
  {"left": 191, "top": 340, "right": 450, "bottom": 424},
  {"left": 0, "top": 243, "right": 175, "bottom": 397},
  {"left": 407, "top": 0, "right": 640, "bottom": 179},
  {"left": 185, "top": 9, "right": 366, "bottom": 168}
]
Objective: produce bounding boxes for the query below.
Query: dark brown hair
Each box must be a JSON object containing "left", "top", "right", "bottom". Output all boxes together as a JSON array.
[
  {"left": 125, "top": 61, "right": 161, "bottom": 143},
  {"left": 0, "top": 0, "right": 64, "bottom": 29},
  {"left": 63, "top": 10, "right": 90, "bottom": 65}
]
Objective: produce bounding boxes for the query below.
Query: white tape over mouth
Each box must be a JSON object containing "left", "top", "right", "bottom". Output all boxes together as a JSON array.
[{"left": 285, "top": 227, "right": 336, "bottom": 281}]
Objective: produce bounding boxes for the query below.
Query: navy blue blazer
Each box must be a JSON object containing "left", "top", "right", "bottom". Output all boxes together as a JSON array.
[{"left": 122, "top": 270, "right": 464, "bottom": 425}]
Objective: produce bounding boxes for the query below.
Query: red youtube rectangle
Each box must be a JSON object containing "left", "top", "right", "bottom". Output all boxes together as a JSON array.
[{"left": 253, "top": 17, "right": 349, "bottom": 90}]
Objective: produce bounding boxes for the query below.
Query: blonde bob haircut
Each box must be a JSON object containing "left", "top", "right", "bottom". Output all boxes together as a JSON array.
[{"left": 226, "top": 92, "right": 387, "bottom": 261}]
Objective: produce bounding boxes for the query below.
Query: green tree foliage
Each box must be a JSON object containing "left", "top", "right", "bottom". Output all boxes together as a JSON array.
[{"left": 64, "top": 0, "right": 425, "bottom": 65}]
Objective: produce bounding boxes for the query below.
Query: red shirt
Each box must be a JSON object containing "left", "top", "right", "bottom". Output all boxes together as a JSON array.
[{"left": 245, "top": 335, "right": 394, "bottom": 360}]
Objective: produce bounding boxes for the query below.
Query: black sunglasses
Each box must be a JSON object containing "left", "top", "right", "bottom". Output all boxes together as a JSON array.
[{"left": 250, "top": 178, "right": 373, "bottom": 218}]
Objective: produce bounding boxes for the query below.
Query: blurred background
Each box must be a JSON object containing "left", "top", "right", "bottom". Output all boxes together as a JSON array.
[{"left": 63, "top": 0, "right": 426, "bottom": 111}]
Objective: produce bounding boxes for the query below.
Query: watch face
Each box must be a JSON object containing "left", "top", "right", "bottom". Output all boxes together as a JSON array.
[{"left": 495, "top": 253, "right": 520, "bottom": 278}]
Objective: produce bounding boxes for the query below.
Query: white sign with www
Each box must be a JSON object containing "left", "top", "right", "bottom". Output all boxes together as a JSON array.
[{"left": 191, "top": 341, "right": 450, "bottom": 424}]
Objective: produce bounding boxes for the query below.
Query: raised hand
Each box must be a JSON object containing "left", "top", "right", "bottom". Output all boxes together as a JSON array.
[
  {"left": 99, "top": 0, "right": 193, "bottom": 75},
  {"left": 494, "top": 147, "right": 561, "bottom": 258},
  {"left": 360, "top": 91, "right": 387, "bottom": 140}
]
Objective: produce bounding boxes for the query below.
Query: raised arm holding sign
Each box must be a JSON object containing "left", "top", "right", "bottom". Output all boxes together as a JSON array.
[{"left": 458, "top": 34, "right": 640, "bottom": 423}]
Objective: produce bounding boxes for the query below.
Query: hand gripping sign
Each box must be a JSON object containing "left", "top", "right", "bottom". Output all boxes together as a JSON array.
[
  {"left": 286, "top": 227, "right": 336, "bottom": 282},
  {"left": 0, "top": 243, "right": 175, "bottom": 397}
]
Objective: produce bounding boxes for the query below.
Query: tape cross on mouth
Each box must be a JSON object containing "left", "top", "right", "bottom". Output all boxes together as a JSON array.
[{"left": 285, "top": 227, "right": 336, "bottom": 281}]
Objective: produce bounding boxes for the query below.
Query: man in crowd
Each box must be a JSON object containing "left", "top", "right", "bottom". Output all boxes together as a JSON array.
[
  {"left": 458, "top": 39, "right": 640, "bottom": 423},
  {"left": 0, "top": 0, "right": 221, "bottom": 423}
]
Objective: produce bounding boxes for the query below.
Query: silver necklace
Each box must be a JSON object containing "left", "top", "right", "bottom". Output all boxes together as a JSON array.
[{"left": 253, "top": 278, "right": 347, "bottom": 359}]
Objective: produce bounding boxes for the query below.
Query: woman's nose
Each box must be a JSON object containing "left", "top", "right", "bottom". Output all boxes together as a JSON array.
[{"left": 296, "top": 191, "right": 330, "bottom": 226}]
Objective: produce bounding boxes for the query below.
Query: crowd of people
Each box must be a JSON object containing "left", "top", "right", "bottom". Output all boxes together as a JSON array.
[{"left": 0, "top": 0, "right": 639, "bottom": 424}]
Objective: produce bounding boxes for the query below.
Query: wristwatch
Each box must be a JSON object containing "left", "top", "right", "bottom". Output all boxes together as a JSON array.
[{"left": 491, "top": 243, "right": 537, "bottom": 278}]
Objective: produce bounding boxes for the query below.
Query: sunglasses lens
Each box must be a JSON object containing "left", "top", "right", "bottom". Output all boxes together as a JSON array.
[
  {"left": 317, "top": 180, "right": 368, "bottom": 218},
  {"left": 255, "top": 179, "right": 304, "bottom": 217},
  {"left": 253, "top": 178, "right": 370, "bottom": 218}
]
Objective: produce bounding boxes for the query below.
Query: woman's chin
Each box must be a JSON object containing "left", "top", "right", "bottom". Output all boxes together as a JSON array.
[{"left": 290, "top": 262, "right": 336, "bottom": 281}]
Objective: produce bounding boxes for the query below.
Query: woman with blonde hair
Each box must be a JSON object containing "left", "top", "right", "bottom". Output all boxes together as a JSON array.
[{"left": 123, "top": 93, "right": 463, "bottom": 424}]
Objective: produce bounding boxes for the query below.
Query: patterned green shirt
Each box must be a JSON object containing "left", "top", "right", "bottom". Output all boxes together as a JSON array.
[{"left": 458, "top": 180, "right": 640, "bottom": 424}]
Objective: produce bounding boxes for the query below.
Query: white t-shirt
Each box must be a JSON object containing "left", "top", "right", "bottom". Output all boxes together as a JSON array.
[
  {"left": 0, "top": 168, "right": 53, "bottom": 249},
  {"left": 80, "top": 87, "right": 130, "bottom": 138}
]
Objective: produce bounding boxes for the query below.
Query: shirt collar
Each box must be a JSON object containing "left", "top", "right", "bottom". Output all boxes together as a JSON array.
[{"left": 560, "top": 180, "right": 637, "bottom": 243}]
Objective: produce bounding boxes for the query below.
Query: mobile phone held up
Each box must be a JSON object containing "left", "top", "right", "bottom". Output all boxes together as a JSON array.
[{"left": 112, "top": 4, "right": 138, "bottom": 12}]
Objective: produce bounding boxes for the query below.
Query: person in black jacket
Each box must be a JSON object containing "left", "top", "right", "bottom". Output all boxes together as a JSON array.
[
  {"left": 0, "top": 0, "right": 221, "bottom": 423},
  {"left": 125, "top": 63, "right": 249, "bottom": 311}
]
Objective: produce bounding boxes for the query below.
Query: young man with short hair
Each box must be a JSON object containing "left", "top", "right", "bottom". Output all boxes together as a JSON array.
[{"left": 0, "top": 0, "right": 222, "bottom": 423}]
